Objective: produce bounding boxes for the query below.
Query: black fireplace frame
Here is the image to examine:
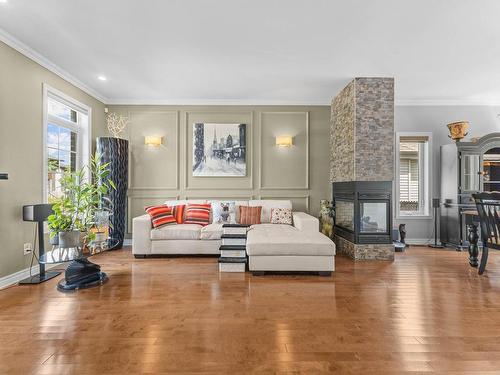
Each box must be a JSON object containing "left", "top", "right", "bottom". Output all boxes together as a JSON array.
[{"left": 333, "top": 181, "right": 393, "bottom": 244}]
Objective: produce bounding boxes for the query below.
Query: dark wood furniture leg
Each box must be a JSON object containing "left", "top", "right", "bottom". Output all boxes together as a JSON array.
[
  {"left": 479, "top": 242, "right": 489, "bottom": 275},
  {"left": 467, "top": 224, "right": 479, "bottom": 268}
]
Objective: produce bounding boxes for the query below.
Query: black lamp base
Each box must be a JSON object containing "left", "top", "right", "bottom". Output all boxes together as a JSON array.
[{"left": 19, "top": 270, "right": 61, "bottom": 285}]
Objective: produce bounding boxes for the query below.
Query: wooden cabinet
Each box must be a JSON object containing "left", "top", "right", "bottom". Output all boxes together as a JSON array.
[{"left": 440, "top": 133, "right": 500, "bottom": 249}]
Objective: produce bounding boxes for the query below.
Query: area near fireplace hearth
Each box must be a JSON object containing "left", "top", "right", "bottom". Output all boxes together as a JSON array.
[{"left": 330, "top": 77, "right": 395, "bottom": 261}]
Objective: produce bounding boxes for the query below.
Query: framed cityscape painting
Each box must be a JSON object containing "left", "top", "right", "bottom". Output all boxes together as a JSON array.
[{"left": 192, "top": 123, "right": 246, "bottom": 177}]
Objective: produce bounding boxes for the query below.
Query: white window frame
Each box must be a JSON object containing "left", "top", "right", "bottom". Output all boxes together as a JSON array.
[
  {"left": 395, "top": 132, "right": 432, "bottom": 219},
  {"left": 42, "top": 84, "right": 92, "bottom": 203}
]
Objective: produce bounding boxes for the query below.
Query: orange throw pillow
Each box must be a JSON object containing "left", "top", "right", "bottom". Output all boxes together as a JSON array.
[
  {"left": 239, "top": 206, "right": 262, "bottom": 225},
  {"left": 145, "top": 205, "right": 177, "bottom": 228},
  {"left": 184, "top": 203, "right": 211, "bottom": 226},
  {"left": 172, "top": 204, "right": 185, "bottom": 224}
]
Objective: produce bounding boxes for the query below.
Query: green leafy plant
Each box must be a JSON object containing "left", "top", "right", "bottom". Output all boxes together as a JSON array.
[{"left": 47, "top": 153, "right": 116, "bottom": 245}]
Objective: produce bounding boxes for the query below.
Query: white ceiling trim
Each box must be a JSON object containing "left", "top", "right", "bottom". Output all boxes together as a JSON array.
[
  {"left": 396, "top": 99, "right": 500, "bottom": 106},
  {"left": 104, "top": 98, "right": 332, "bottom": 106},
  {"left": 107, "top": 98, "right": 500, "bottom": 107},
  {"left": 0, "top": 27, "right": 108, "bottom": 104}
]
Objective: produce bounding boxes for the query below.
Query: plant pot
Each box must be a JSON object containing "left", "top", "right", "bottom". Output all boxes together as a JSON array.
[
  {"left": 58, "top": 230, "right": 82, "bottom": 248},
  {"left": 49, "top": 235, "right": 59, "bottom": 246}
]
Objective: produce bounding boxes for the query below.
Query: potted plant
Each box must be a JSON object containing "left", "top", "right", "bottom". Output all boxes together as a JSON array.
[{"left": 48, "top": 153, "right": 115, "bottom": 249}]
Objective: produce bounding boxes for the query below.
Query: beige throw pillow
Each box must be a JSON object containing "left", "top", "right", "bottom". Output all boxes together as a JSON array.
[{"left": 270, "top": 208, "right": 293, "bottom": 225}]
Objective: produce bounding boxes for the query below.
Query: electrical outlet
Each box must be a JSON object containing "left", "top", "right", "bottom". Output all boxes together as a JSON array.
[{"left": 23, "top": 243, "right": 32, "bottom": 255}]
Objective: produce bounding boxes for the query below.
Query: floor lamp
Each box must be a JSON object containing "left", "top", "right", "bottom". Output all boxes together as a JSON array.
[{"left": 19, "top": 204, "right": 62, "bottom": 284}]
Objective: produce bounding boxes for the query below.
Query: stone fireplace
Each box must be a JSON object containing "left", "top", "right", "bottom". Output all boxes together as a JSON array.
[{"left": 330, "top": 77, "right": 395, "bottom": 261}]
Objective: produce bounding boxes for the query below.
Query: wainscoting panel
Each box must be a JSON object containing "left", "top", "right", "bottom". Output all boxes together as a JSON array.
[
  {"left": 128, "top": 111, "right": 179, "bottom": 189},
  {"left": 184, "top": 195, "right": 254, "bottom": 201},
  {"left": 259, "top": 112, "right": 309, "bottom": 190},
  {"left": 258, "top": 194, "right": 310, "bottom": 212},
  {"left": 108, "top": 105, "right": 331, "bottom": 234}
]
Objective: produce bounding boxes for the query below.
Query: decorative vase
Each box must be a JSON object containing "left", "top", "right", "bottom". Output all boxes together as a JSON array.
[
  {"left": 447, "top": 121, "right": 469, "bottom": 142},
  {"left": 59, "top": 230, "right": 82, "bottom": 248},
  {"left": 96, "top": 137, "right": 128, "bottom": 250}
]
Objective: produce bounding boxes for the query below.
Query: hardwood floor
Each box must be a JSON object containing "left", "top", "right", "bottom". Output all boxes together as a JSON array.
[{"left": 1, "top": 247, "right": 500, "bottom": 374}]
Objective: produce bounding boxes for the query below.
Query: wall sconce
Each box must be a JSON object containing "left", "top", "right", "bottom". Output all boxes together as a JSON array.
[
  {"left": 275, "top": 136, "right": 293, "bottom": 148},
  {"left": 145, "top": 136, "right": 163, "bottom": 147}
]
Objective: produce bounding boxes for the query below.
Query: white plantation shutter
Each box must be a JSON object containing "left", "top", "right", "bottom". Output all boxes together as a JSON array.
[
  {"left": 409, "top": 159, "right": 419, "bottom": 202},
  {"left": 399, "top": 159, "right": 419, "bottom": 202},
  {"left": 400, "top": 160, "right": 410, "bottom": 201}
]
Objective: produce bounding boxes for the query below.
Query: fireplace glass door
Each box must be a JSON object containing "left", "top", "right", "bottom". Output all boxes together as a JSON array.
[
  {"left": 335, "top": 200, "right": 354, "bottom": 232},
  {"left": 359, "top": 202, "right": 388, "bottom": 233}
]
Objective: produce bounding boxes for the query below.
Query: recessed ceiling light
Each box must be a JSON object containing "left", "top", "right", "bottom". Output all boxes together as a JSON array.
[
  {"left": 0, "top": 0, "right": 8, "bottom": 4},
  {"left": 97, "top": 75, "right": 107, "bottom": 81}
]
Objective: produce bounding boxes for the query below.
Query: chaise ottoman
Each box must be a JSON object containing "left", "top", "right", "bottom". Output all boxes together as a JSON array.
[{"left": 246, "top": 219, "right": 335, "bottom": 276}]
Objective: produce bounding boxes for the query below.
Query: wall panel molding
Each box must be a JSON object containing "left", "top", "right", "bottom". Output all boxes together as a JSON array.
[
  {"left": 258, "top": 194, "right": 310, "bottom": 212},
  {"left": 109, "top": 105, "right": 331, "bottom": 226},
  {"left": 128, "top": 110, "right": 180, "bottom": 190},
  {"left": 258, "top": 111, "right": 309, "bottom": 190},
  {"left": 185, "top": 195, "right": 254, "bottom": 201}
]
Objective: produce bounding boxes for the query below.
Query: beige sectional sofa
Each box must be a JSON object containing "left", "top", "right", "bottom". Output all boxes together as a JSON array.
[{"left": 132, "top": 199, "right": 335, "bottom": 274}]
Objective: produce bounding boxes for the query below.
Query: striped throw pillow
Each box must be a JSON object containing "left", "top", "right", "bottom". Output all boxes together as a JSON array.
[
  {"left": 184, "top": 203, "right": 211, "bottom": 226},
  {"left": 145, "top": 205, "right": 177, "bottom": 228},
  {"left": 172, "top": 204, "right": 185, "bottom": 224},
  {"left": 239, "top": 206, "right": 262, "bottom": 225}
]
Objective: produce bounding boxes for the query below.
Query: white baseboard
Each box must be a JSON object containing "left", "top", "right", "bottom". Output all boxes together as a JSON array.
[
  {"left": 123, "top": 239, "right": 132, "bottom": 246},
  {"left": 405, "top": 238, "right": 432, "bottom": 245},
  {"left": 0, "top": 263, "right": 61, "bottom": 290}
]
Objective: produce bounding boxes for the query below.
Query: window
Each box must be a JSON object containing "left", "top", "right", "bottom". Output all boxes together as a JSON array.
[
  {"left": 396, "top": 133, "right": 431, "bottom": 217},
  {"left": 43, "top": 85, "right": 91, "bottom": 203}
]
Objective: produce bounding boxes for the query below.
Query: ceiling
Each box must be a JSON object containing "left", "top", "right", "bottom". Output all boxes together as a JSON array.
[{"left": 1, "top": 0, "right": 500, "bottom": 105}]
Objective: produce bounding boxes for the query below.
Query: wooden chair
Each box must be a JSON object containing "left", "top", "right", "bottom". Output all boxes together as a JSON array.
[{"left": 472, "top": 192, "right": 500, "bottom": 275}]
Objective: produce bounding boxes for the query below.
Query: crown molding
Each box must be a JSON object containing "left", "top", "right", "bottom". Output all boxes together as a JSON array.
[
  {"left": 395, "top": 98, "right": 500, "bottom": 106},
  {"left": 104, "top": 98, "right": 331, "bottom": 106},
  {"left": 0, "top": 27, "right": 108, "bottom": 104},
  {"left": 105, "top": 98, "right": 500, "bottom": 107}
]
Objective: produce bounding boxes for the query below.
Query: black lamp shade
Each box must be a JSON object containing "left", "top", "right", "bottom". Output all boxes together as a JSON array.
[{"left": 23, "top": 204, "right": 53, "bottom": 222}]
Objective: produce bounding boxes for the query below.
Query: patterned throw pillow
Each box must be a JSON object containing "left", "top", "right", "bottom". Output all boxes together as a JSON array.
[
  {"left": 184, "top": 203, "right": 211, "bottom": 226},
  {"left": 211, "top": 201, "right": 236, "bottom": 224},
  {"left": 145, "top": 205, "right": 177, "bottom": 228},
  {"left": 270, "top": 208, "right": 293, "bottom": 225},
  {"left": 172, "top": 204, "right": 185, "bottom": 224},
  {"left": 239, "top": 206, "right": 262, "bottom": 225}
]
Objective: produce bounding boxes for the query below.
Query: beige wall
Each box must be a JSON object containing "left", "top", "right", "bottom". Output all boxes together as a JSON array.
[
  {"left": 108, "top": 105, "right": 331, "bottom": 235},
  {"left": 0, "top": 41, "right": 106, "bottom": 279}
]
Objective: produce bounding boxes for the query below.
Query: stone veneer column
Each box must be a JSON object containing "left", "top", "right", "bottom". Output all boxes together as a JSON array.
[{"left": 330, "top": 77, "right": 395, "bottom": 261}]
